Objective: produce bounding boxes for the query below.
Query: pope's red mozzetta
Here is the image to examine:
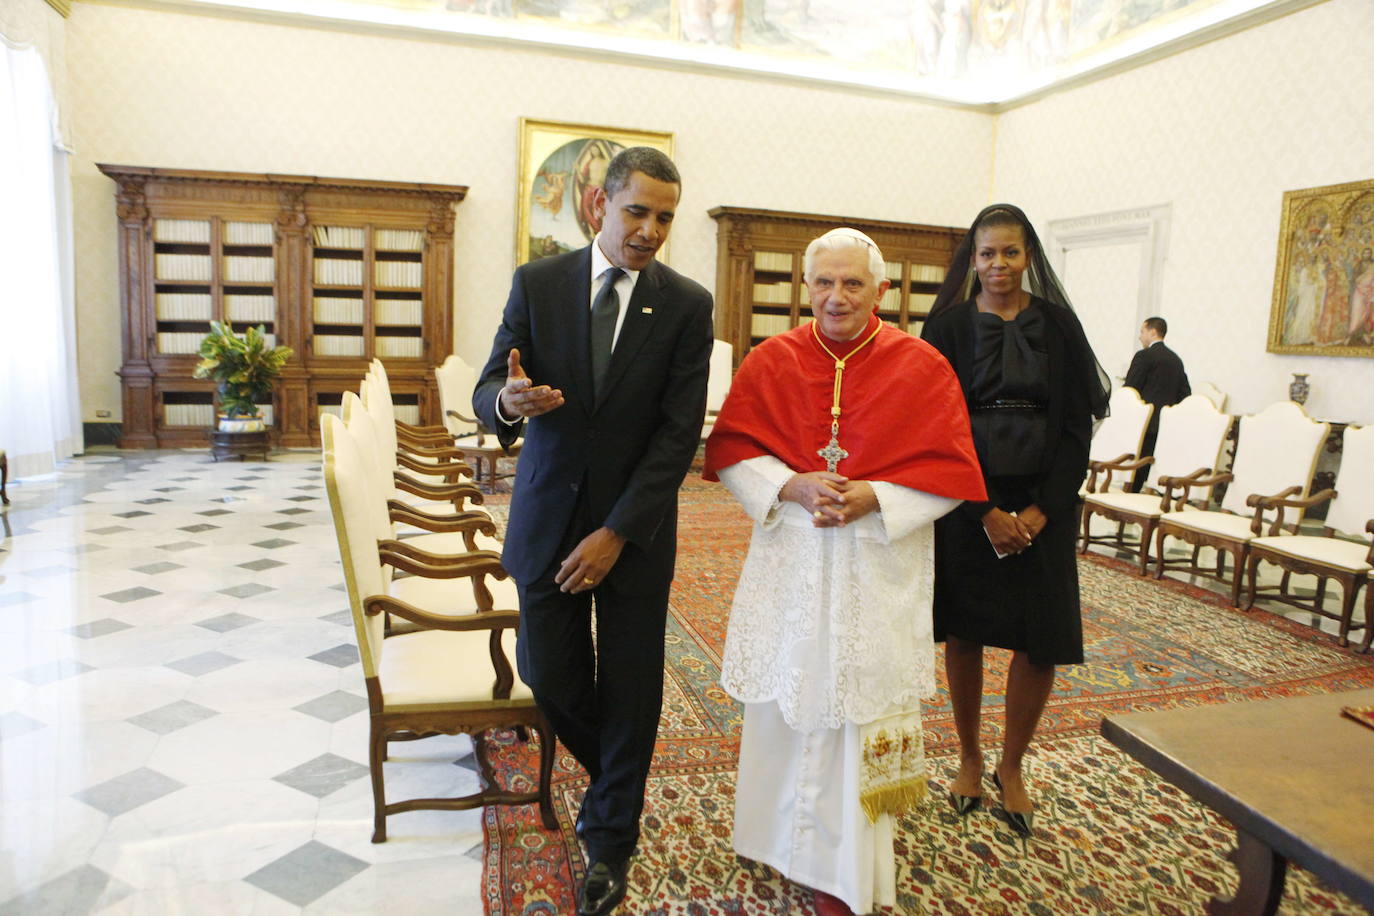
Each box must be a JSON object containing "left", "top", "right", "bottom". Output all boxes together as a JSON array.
[{"left": 703, "top": 314, "right": 987, "bottom": 502}]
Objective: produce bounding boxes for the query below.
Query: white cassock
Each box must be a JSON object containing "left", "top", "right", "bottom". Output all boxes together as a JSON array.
[{"left": 718, "top": 455, "right": 960, "bottom": 915}]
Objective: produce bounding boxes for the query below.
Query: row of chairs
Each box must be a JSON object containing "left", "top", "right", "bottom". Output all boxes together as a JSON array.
[
  {"left": 321, "top": 360, "right": 556, "bottom": 842},
  {"left": 1080, "top": 390, "right": 1373, "bottom": 651}
]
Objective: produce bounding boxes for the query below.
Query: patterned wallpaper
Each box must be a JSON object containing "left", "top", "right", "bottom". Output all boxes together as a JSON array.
[
  {"left": 994, "top": 0, "right": 1374, "bottom": 424},
  {"left": 64, "top": 3, "right": 993, "bottom": 421}
]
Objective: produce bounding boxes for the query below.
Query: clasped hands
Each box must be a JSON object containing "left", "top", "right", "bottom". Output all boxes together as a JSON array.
[
  {"left": 780, "top": 471, "right": 877, "bottom": 528},
  {"left": 982, "top": 505, "right": 1047, "bottom": 555},
  {"left": 498, "top": 348, "right": 564, "bottom": 419}
]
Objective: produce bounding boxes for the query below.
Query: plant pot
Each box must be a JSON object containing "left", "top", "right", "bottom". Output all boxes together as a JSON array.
[{"left": 218, "top": 415, "right": 265, "bottom": 433}]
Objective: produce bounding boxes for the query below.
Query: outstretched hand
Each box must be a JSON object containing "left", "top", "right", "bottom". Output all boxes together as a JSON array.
[{"left": 498, "top": 348, "right": 564, "bottom": 418}]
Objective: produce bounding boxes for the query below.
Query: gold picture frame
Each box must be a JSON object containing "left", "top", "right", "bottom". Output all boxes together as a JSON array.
[
  {"left": 515, "top": 118, "right": 674, "bottom": 266},
  {"left": 1267, "top": 177, "right": 1374, "bottom": 357}
]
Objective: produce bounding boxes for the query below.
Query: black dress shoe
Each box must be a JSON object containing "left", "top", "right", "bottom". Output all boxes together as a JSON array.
[
  {"left": 991, "top": 770, "right": 1034, "bottom": 837},
  {"left": 574, "top": 805, "right": 586, "bottom": 840},
  {"left": 577, "top": 859, "right": 628, "bottom": 916}
]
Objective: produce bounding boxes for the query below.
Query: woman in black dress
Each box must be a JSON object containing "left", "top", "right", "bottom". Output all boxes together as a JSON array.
[{"left": 921, "top": 204, "right": 1109, "bottom": 835}]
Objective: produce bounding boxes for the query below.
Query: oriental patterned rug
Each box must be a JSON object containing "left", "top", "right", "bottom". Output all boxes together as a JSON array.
[{"left": 480, "top": 478, "right": 1374, "bottom": 915}]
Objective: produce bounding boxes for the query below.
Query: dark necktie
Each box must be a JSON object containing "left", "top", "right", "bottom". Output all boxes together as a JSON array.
[{"left": 590, "top": 267, "right": 623, "bottom": 399}]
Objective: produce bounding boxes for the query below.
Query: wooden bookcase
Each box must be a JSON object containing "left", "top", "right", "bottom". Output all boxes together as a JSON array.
[
  {"left": 708, "top": 206, "right": 964, "bottom": 366},
  {"left": 99, "top": 165, "right": 467, "bottom": 449}
]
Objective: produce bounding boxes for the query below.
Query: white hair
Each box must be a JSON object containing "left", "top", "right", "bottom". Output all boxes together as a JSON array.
[{"left": 803, "top": 228, "right": 886, "bottom": 286}]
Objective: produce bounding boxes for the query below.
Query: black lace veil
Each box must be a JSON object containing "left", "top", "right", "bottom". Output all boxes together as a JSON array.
[{"left": 931, "top": 203, "right": 1111, "bottom": 420}]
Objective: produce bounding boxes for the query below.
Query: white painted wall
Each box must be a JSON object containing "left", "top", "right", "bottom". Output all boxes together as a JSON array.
[
  {"left": 63, "top": 3, "right": 994, "bottom": 423},
  {"left": 993, "top": 0, "right": 1374, "bottom": 424}
]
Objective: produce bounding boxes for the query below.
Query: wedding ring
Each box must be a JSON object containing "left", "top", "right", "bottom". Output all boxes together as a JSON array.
[
  {"left": 813, "top": 510, "right": 824, "bottom": 519},
  {"left": 582, "top": 577, "right": 595, "bottom": 586}
]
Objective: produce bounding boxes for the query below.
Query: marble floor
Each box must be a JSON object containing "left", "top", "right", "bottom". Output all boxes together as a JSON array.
[
  {"left": 0, "top": 449, "right": 1358, "bottom": 915},
  {"left": 1, "top": 450, "right": 486, "bottom": 915}
]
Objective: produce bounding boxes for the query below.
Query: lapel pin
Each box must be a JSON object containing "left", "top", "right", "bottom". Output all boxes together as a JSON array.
[{"left": 641, "top": 307, "right": 653, "bottom": 314}]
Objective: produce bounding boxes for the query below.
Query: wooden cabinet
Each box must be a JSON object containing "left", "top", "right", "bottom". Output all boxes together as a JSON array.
[
  {"left": 708, "top": 206, "right": 964, "bottom": 366},
  {"left": 99, "top": 165, "right": 467, "bottom": 449}
]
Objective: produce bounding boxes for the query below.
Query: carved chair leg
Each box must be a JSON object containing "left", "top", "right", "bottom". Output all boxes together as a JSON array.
[
  {"left": 1279, "top": 569, "right": 1291, "bottom": 594},
  {"left": 1361, "top": 585, "right": 1374, "bottom": 653},
  {"left": 1079, "top": 504, "right": 1092, "bottom": 555},
  {"left": 1138, "top": 519, "right": 1158, "bottom": 576},
  {"left": 1314, "top": 577, "right": 1329, "bottom": 614},
  {"left": 1336, "top": 577, "right": 1356, "bottom": 647},
  {"left": 369, "top": 718, "right": 388, "bottom": 843},
  {"left": 1243, "top": 554, "right": 1262, "bottom": 611},
  {"left": 0, "top": 450, "right": 8, "bottom": 505},
  {"left": 1154, "top": 526, "right": 1169, "bottom": 579},
  {"left": 1216, "top": 547, "right": 1226, "bottom": 579},
  {"left": 474, "top": 730, "right": 497, "bottom": 793},
  {"left": 1228, "top": 548, "right": 1245, "bottom": 608}
]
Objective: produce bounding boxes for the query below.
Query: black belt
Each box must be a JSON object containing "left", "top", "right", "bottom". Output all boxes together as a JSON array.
[{"left": 972, "top": 399, "right": 1045, "bottom": 411}]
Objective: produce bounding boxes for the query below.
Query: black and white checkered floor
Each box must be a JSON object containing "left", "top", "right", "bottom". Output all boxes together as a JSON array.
[{"left": 1, "top": 450, "right": 485, "bottom": 915}]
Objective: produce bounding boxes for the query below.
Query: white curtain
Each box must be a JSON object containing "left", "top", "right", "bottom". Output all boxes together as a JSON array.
[{"left": 0, "top": 38, "right": 81, "bottom": 481}]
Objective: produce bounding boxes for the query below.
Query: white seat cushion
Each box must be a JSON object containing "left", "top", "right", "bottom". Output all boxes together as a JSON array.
[
  {"left": 1161, "top": 508, "right": 1258, "bottom": 540},
  {"left": 380, "top": 628, "right": 532, "bottom": 708},
  {"left": 1250, "top": 535, "right": 1372, "bottom": 574},
  {"left": 390, "top": 572, "right": 519, "bottom": 616},
  {"left": 1084, "top": 492, "right": 1170, "bottom": 518}
]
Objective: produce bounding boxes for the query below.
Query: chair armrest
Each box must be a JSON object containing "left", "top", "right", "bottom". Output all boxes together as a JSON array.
[
  {"left": 389, "top": 505, "right": 493, "bottom": 533},
  {"left": 380, "top": 541, "right": 506, "bottom": 575},
  {"left": 396, "top": 419, "right": 452, "bottom": 438},
  {"left": 446, "top": 409, "right": 488, "bottom": 446},
  {"left": 1087, "top": 453, "right": 1143, "bottom": 493},
  {"left": 1243, "top": 485, "right": 1305, "bottom": 535},
  {"left": 392, "top": 475, "right": 483, "bottom": 511},
  {"left": 1366, "top": 520, "right": 1374, "bottom": 566},
  {"left": 363, "top": 594, "right": 518, "bottom": 630},
  {"left": 397, "top": 448, "right": 474, "bottom": 473},
  {"left": 1158, "top": 468, "right": 1225, "bottom": 511}
]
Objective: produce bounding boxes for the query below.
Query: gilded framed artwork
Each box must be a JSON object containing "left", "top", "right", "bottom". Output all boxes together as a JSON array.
[
  {"left": 515, "top": 118, "right": 674, "bottom": 266},
  {"left": 1267, "top": 177, "right": 1374, "bottom": 357}
]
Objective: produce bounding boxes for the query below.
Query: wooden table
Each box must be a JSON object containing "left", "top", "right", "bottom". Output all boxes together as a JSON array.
[{"left": 1101, "top": 689, "right": 1374, "bottom": 914}]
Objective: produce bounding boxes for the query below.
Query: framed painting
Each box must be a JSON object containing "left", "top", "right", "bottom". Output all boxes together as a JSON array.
[
  {"left": 1267, "top": 177, "right": 1374, "bottom": 357},
  {"left": 515, "top": 118, "right": 674, "bottom": 266}
]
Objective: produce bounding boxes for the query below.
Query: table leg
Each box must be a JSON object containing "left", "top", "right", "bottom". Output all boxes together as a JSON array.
[{"left": 1206, "top": 828, "right": 1287, "bottom": 915}]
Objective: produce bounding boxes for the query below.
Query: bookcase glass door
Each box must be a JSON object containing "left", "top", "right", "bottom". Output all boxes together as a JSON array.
[
  {"left": 749, "top": 249, "right": 799, "bottom": 345},
  {"left": 153, "top": 218, "right": 277, "bottom": 357}
]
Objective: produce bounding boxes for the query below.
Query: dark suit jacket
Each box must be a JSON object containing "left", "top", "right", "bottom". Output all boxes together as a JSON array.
[
  {"left": 1124, "top": 341, "right": 1190, "bottom": 408},
  {"left": 473, "top": 246, "right": 714, "bottom": 594}
]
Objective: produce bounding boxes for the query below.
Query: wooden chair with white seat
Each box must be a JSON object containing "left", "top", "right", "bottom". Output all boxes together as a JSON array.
[
  {"left": 1244, "top": 423, "right": 1374, "bottom": 651},
  {"left": 1080, "top": 395, "right": 1232, "bottom": 574},
  {"left": 320, "top": 412, "right": 556, "bottom": 842},
  {"left": 434, "top": 354, "right": 521, "bottom": 489},
  {"left": 1153, "top": 401, "right": 1330, "bottom": 607},
  {"left": 1193, "top": 381, "right": 1229, "bottom": 412},
  {"left": 1081, "top": 386, "right": 1154, "bottom": 497},
  {"left": 700, "top": 338, "right": 734, "bottom": 443},
  {"left": 342, "top": 391, "right": 499, "bottom": 554},
  {"left": 360, "top": 376, "right": 478, "bottom": 495}
]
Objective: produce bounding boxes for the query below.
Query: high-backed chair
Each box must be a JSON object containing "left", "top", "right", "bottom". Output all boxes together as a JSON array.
[
  {"left": 342, "top": 392, "right": 498, "bottom": 552},
  {"left": 1080, "top": 395, "right": 1232, "bottom": 573},
  {"left": 433, "top": 354, "right": 521, "bottom": 488},
  {"left": 321, "top": 413, "right": 556, "bottom": 841},
  {"left": 700, "top": 339, "right": 734, "bottom": 442},
  {"left": 1193, "top": 381, "right": 1229, "bottom": 412},
  {"left": 1081, "top": 386, "right": 1154, "bottom": 496},
  {"left": 360, "top": 376, "right": 475, "bottom": 490},
  {"left": 1245, "top": 424, "right": 1374, "bottom": 651},
  {"left": 1154, "top": 401, "right": 1329, "bottom": 607}
]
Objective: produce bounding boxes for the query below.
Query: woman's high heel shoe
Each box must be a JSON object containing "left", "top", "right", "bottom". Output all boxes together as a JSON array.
[
  {"left": 991, "top": 769, "right": 1034, "bottom": 837},
  {"left": 949, "top": 788, "right": 981, "bottom": 816}
]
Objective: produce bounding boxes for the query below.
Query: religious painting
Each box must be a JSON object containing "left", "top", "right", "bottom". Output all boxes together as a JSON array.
[
  {"left": 515, "top": 119, "right": 674, "bottom": 266},
  {"left": 1266, "top": 178, "right": 1374, "bottom": 358},
  {"left": 513, "top": 0, "right": 671, "bottom": 38}
]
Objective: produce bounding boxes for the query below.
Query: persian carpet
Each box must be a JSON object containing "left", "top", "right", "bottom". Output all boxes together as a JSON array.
[{"left": 481, "top": 477, "right": 1374, "bottom": 915}]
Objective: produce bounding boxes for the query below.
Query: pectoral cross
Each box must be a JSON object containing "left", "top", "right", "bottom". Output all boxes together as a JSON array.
[{"left": 817, "top": 420, "right": 849, "bottom": 472}]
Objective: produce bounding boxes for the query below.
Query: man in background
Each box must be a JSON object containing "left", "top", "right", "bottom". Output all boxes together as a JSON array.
[{"left": 1125, "top": 316, "right": 1190, "bottom": 488}]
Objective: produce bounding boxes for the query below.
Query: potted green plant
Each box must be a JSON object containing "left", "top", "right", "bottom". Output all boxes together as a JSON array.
[{"left": 193, "top": 322, "right": 294, "bottom": 432}]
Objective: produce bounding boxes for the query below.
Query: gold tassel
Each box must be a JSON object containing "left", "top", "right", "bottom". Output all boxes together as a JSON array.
[{"left": 858, "top": 776, "right": 928, "bottom": 823}]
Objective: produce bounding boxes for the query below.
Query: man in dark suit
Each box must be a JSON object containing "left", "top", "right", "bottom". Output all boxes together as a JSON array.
[
  {"left": 473, "top": 147, "right": 713, "bottom": 916},
  {"left": 1125, "top": 316, "right": 1190, "bottom": 489}
]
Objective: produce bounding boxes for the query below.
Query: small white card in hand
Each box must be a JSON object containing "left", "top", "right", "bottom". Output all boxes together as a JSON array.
[{"left": 986, "top": 511, "right": 1017, "bottom": 559}]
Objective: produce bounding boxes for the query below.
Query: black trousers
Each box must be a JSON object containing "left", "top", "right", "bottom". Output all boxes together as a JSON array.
[{"left": 513, "top": 496, "right": 669, "bottom": 867}]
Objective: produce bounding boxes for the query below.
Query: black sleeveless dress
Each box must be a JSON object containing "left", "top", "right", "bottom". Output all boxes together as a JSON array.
[{"left": 922, "top": 298, "right": 1090, "bottom": 666}]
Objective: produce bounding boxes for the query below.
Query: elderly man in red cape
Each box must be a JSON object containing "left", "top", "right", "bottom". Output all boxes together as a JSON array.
[{"left": 704, "top": 228, "right": 985, "bottom": 916}]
